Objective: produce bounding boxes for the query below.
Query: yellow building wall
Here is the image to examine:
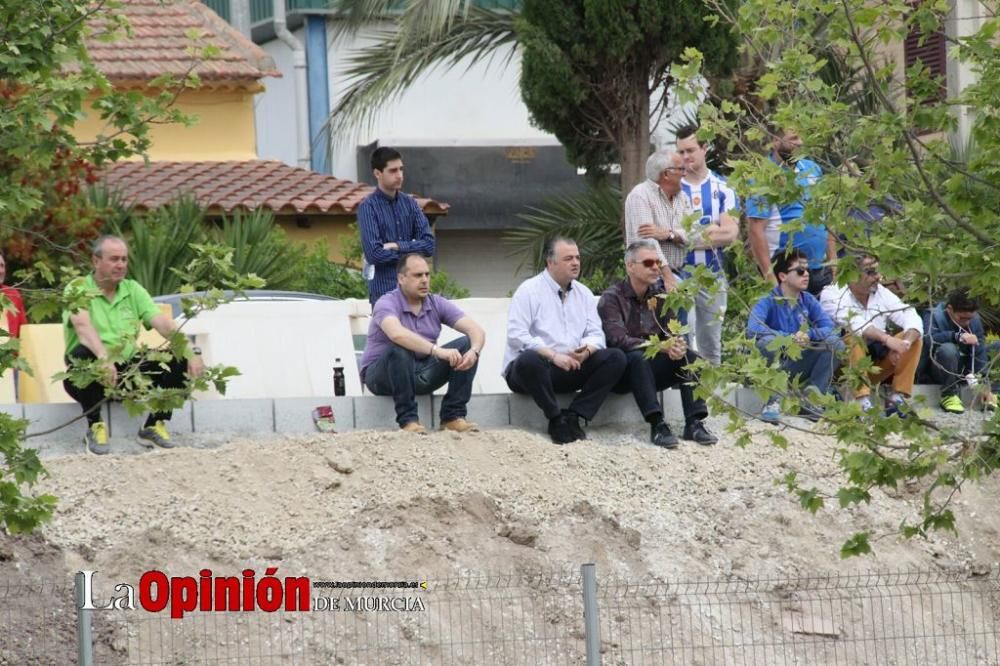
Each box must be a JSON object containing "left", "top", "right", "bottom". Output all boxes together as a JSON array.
[
  {"left": 72, "top": 89, "right": 258, "bottom": 160},
  {"left": 275, "top": 215, "right": 358, "bottom": 265}
]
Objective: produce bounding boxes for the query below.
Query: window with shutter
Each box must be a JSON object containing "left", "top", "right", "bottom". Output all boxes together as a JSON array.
[{"left": 903, "top": 16, "right": 947, "bottom": 103}]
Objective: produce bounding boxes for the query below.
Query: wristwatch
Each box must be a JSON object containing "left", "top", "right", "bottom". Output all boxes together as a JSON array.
[{"left": 667, "top": 230, "right": 675, "bottom": 242}]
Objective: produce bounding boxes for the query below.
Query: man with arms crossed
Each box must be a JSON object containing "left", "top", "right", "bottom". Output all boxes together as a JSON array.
[
  {"left": 358, "top": 147, "right": 436, "bottom": 305},
  {"left": 623, "top": 150, "right": 691, "bottom": 289},
  {"left": 676, "top": 125, "right": 740, "bottom": 365},
  {"left": 504, "top": 238, "right": 627, "bottom": 444},
  {"left": 361, "top": 253, "right": 484, "bottom": 433}
]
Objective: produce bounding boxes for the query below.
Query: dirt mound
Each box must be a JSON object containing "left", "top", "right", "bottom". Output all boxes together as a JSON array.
[{"left": 2, "top": 419, "right": 999, "bottom": 662}]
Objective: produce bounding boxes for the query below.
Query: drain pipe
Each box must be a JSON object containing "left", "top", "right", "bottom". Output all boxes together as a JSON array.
[{"left": 274, "top": 0, "right": 310, "bottom": 170}]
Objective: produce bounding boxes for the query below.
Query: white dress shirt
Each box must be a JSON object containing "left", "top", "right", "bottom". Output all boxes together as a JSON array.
[
  {"left": 819, "top": 284, "right": 923, "bottom": 337},
  {"left": 503, "top": 270, "right": 606, "bottom": 374}
]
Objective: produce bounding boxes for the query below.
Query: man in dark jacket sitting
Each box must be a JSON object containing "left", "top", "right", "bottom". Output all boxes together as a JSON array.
[
  {"left": 597, "top": 239, "right": 717, "bottom": 449},
  {"left": 920, "top": 288, "right": 998, "bottom": 412}
]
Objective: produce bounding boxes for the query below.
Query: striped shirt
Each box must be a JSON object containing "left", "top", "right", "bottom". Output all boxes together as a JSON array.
[
  {"left": 681, "top": 171, "right": 738, "bottom": 272},
  {"left": 357, "top": 188, "right": 436, "bottom": 304},
  {"left": 623, "top": 179, "right": 692, "bottom": 270}
]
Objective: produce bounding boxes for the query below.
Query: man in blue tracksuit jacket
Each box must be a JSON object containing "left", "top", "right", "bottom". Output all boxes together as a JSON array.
[{"left": 747, "top": 249, "right": 844, "bottom": 422}]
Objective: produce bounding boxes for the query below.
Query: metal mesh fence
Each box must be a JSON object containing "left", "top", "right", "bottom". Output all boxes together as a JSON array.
[
  {"left": 3, "top": 567, "right": 1000, "bottom": 664},
  {"left": 597, "top": 569, "right": 1000, "bottom": 665},
  {"left": 0, "top": 578, "right": 78, "bottom": 665},
  {"left": 101, "top": 570, "right": 586, "bottom": 665}
]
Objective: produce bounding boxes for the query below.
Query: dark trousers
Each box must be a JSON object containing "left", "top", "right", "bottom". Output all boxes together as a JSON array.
[
  {"left": 505, "top": 348, "right": 627, "bottom": 421},
  {"left": 364, "top": 337, "right": 477, "bottom": 426},
  {"left": 919, "top": 341, "right": 1000, "bottom": 397},
  {"left": 63, "top": 345, "right": 188, "bottom": 427},
  {"left": 613, "top": 349, "right": 708, "bottom": 425}
]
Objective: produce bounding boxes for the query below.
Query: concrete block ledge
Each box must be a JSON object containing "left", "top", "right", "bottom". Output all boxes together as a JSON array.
[{"left": 10, "top": 385, "right": 979, "bottom": 451}]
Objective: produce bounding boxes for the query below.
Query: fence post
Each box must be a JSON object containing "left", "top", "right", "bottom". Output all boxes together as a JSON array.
[
  {"left": 581, "top": 562, "right": 601, "bottom": 666},
  {"left": 74, "top": 572, "right": 94, "bottom": 666}
]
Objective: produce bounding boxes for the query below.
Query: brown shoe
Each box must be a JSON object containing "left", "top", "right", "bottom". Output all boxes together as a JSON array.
[
  {"left": 400, "top": 421, "right": 427, "bottom": 434},
  {"left": 440, "top": 418, "right": 479, "bottom": 433}
]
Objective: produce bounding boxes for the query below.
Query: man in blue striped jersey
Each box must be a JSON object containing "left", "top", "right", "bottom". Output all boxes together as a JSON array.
[
  {"left": 676, "top": 125, "right": 740, "bottom": 365},
  {"left": 358, "top": 147, "right": 437, "bottom": 305}
]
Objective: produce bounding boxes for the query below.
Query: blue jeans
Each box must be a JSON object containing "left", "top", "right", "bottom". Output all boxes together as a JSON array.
[
  {"left": 364, "top": 337, "right": 477, "bottom": 426},
  {"left": 756, "top": 335, "right": 844, "bottom": 396}
]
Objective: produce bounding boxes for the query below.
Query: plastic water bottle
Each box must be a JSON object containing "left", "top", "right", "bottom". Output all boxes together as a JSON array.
[{"left": 333, "top": 359, "right": 346, "bottom": 397}]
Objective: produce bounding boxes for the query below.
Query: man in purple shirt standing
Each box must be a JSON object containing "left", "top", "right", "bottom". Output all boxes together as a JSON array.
[{"left": 360, "top": 253, "right": 485, "bottom": 433}]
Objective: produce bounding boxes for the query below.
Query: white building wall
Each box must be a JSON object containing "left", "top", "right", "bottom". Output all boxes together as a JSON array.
[{"left": 255, "top": 21, "right": 558, "bottom": 181}]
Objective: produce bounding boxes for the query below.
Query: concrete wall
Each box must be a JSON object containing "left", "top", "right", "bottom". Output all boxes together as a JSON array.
[{"left": 436, "top": 230, "right": 532, "bottom": 298}]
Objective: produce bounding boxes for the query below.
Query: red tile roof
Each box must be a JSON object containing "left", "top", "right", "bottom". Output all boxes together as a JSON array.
[
  {"left": 101, "top": 160, "right": 450, "bottom": 216},
  {"left": 78, "top": 0, "right": 279, "bottom": 87}
]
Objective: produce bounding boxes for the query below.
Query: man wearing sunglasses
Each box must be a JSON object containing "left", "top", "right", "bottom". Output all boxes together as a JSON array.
[
  {"left": 747, "top": 250, "right": 844, "bottom": 423},
  {"left": 504, "top": 237, "right": 628, "bottom": 444},
  {"left": 819, "top": 255, "right": 922, "bottom": 416},
  {"left": 598, "top": 240, "right": 718, "bottom": 448}
]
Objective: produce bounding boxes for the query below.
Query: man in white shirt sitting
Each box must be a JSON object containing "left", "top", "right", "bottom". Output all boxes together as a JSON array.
[
  {"left": 503, "top": 237, "right": 628, "bottom": 444},
  {"left": 820, "top": 255, "right": 923, "bottom": 416}
]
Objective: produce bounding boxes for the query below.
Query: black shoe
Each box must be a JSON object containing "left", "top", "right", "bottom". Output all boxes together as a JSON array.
[
  {"left": 650, "top": 421, "right": 679, "bottom": 449},
  {"left": 562, "top": 409, "right": 587, "bottom": 440},
  {"left": 548, "top": 414, "right": 577, "bottom": 445},
  {"left": 683, "top": 420, "right": 718, "bottom": 446},
  {"left": 797, "top": 405, "right": 823, "bottom": 422}
]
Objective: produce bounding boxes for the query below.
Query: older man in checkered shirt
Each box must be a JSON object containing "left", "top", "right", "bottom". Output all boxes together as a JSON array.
[{"left": 623, "top": 150, "right": 692, "bottom": 288}]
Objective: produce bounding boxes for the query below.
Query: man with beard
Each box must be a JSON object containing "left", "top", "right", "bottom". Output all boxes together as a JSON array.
[
  {"left": 820, "top": 255, "right": 922, "bottom": 416},
  {"left": 746, "top": 127, "right": 837, "bottom": 294}
]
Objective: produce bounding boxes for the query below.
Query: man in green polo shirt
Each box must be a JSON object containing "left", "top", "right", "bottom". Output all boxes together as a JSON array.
[{"left": 63, "top": 235, "right": 204, "bottom": 454}]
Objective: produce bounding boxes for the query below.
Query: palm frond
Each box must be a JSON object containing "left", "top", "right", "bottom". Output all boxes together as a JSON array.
[
  {"left": 326, "top": 6, "right": 517, "bottom": 142},
  {"left": 503, "top": 186, "right": 624, "bottom": 280},
  {"left": 328, "top": 0, "right": 475, "bottom": 41}
]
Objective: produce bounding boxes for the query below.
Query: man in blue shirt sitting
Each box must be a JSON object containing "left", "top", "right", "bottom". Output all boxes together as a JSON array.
[{"left": 747, "top": 249, "right": 844, "bottom": 422}]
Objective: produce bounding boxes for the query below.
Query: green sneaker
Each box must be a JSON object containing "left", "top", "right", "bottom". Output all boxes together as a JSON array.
[
  {"left": 85, "top": 422, "right": 109, "bottom": 455},
  {"left": 137, "top": 421, "right": 175, "bottom": 449},
  {"left": 940, "top": 395, "right": 965, "bottom": 414}
]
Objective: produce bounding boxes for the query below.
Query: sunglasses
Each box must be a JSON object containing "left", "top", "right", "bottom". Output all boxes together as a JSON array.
[
  {"left": 788, "top": 267, "right": 810, "bottom": 276},
  {"left": 634, "top": 259, "right": 663, "bottom": 268},
  {"left": 863, "top": 268, "right": 881, "bottom": 276}
]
